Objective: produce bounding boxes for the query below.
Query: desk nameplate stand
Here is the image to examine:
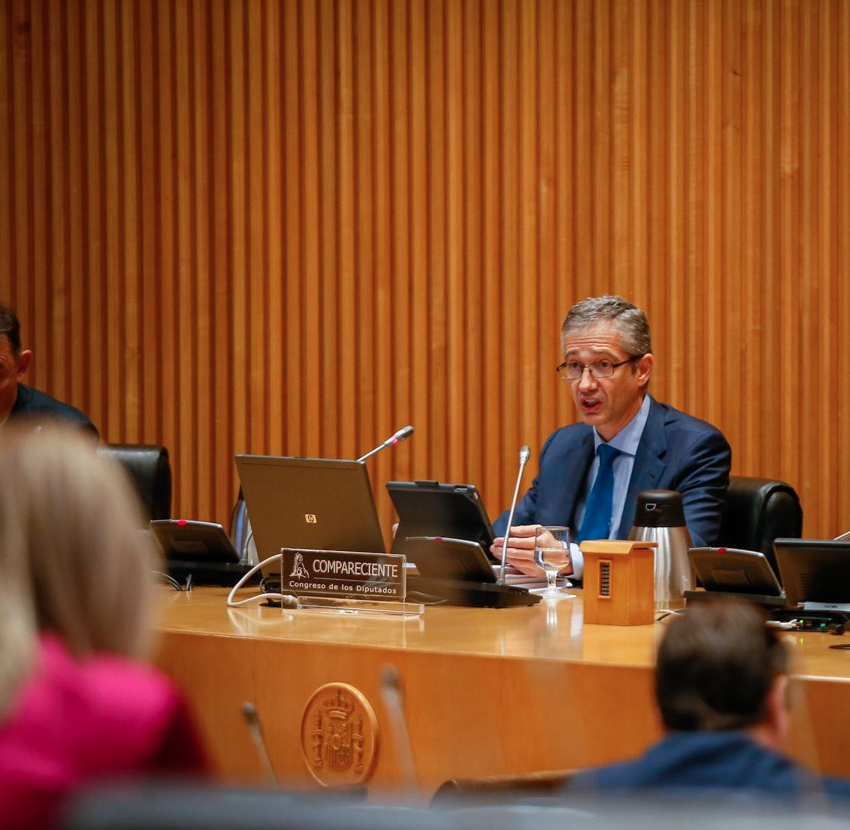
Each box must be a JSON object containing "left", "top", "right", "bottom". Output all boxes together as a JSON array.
[
  {"left": 281, "top": 548, "right": 423, "bottom": 617},
  {"left": 581, "top": 540, "right": 656, "bottom": 626}
]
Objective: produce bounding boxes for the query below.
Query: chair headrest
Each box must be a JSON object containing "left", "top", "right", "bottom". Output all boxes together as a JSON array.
[{"left": 98, "top": 443, "right": 172, "bottom": 521}]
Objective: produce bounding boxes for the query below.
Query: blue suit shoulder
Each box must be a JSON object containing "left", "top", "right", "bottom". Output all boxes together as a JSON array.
[
  {"left": 569, "top": 732, "right": 847, "bottom": 800},
  {"left": 652, "top": 400, "right": 727, "bottom": 439},
  {"left": 12, "top": 384, "right": 99, "bottom": 438}
]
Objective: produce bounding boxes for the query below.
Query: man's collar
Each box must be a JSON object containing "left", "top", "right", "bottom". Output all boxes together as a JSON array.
[{"left": 592, "top": 395, "right": 651, "bottom": 455}]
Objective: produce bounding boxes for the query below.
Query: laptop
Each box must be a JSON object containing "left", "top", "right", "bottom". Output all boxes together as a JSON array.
[
  {"left": 147, "top": 519, "right": 256, "bottom": 586},
  {"left": 235, "top": 455, "right": 387, "bottom": 577},
  {"left": 773, "top": 538, "right": 850, "bottom": 614},
  {"left": 399, "top": 536, "right": 497, "bottom": 582},
  {"left": 150, "top": 519, "right": 240, "bottom": 564},
  {"left": 397, "top": 535, "right": 540, "bottom": 608},
  {"left": 386, "top": 480, "right": 496, "bottom": 557},
  {"left": 685, "top": 547, "right": 785, "bottom": 607}
]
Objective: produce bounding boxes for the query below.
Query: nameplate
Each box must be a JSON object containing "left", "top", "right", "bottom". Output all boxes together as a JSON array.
[{"left": 280, "top": 548, "right": 406, "bottom": 601}]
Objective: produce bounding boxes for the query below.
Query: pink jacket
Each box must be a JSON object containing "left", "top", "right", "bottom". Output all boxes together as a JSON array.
[{"left": 0, "top": 634, "right": 208, "bottom": 829}]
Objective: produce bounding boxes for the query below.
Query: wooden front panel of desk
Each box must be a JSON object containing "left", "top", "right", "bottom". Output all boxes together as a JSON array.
[
  {"left": 155, "top": 589, "right": 850, "bottom": 799},
  {"left": 158, "top": 630, "right": 657, "bottom": 796}
]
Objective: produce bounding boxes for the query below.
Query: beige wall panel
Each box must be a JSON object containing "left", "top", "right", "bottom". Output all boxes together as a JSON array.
[{"left": 2, "top": 0, "right": 850, "bottom": 539}]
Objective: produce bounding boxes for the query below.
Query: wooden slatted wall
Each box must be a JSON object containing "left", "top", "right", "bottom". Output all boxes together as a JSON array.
[{"left": 1, "top": 0, "right": 849, "bottom": 541}]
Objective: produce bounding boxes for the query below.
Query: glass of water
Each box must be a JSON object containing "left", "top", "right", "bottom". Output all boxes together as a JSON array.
[{"left": 533, "top": 525, "right": 574, "bottom": 599}]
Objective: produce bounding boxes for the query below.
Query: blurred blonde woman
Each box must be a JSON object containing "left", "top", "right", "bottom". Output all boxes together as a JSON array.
[{"left": 0, "top": 427, "right": 207, "bottom": 830}]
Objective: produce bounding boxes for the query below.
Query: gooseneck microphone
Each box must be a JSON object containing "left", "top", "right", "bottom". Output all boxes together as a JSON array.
[
  {"left": 241, "top": 702, "right": 278, "bottom": 786},
  {"left": 380, "top": 664, "right": 418, "bottom": 793},
  {"left": 498, "top": 444, "right": 531, "bottom": 584},
  {"left": 357, "top": 425, "right": 415, "bottom": 462}
]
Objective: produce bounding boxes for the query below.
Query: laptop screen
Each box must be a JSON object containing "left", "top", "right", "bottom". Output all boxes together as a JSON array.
[
  {"left": 687, "top": 547, "right": 782, "bottom": 597},
  {"left": 235, "top": 455, "right": 387, "bottom": 575},
  {"left": 386, "top": 480, "right": 495, "bottom": 556},
  {"left": 773, "top": 538, "right": 850, "bottom": 608}
]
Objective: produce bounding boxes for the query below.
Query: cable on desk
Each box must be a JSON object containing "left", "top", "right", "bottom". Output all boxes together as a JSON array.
[
  {"left": 155, "top": 571, "right": 183, "bottom": 591},
  {"left": 227, "top": 554, "right": 297, "bottom": 608}
]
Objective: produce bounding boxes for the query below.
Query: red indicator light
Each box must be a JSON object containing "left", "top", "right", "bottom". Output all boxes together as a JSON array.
[{"left": 177, "top": 520, "right": 187, "bottom": 526}]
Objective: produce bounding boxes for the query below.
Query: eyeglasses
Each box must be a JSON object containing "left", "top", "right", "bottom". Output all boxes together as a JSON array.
[{"left": 556, "top": 357, "right": 640, "bottom": 381}]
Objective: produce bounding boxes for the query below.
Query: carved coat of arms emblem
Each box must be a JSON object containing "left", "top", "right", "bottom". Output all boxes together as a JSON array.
[{"left": 301, "top": 683, "right": 378, "bottom": 786}]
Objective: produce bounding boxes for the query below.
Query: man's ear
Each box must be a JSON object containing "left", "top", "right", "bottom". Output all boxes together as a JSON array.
[
  {"left": 636, "top": 353, "right": 653, "bottom": 388},
  {"left": 16, "top": 349, "right": 33, "bottom": 378},
  {"left": 763, "top": 674, "right": 790, "bottom": 748}
]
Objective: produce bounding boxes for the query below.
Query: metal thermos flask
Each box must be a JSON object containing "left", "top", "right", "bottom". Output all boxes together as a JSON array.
[{"left": 628, "top": 489, "right": 693, "bottom": 607}]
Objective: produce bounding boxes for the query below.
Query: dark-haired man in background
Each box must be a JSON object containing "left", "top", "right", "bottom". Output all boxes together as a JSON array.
[
  {"left": 569, "top": 597, "right": 850, "bottom": 798},
  {"left": 0, "top": 303, "right": 98, "bottom": 437}
]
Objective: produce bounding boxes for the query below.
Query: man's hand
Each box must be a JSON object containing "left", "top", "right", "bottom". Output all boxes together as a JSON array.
[{"left": 490, "top": 524, "right": 573, "bottom": 578}]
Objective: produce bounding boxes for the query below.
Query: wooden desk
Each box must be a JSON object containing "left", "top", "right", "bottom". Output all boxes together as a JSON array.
[{"left": 155, "top": 588, "right": 850, "bottom": 800}]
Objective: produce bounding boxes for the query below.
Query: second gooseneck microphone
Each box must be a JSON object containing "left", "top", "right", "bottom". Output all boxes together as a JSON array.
[
  {"left": 357, "top": 425, "right": 415, "bottom": 463},
  {"left": 498, "top": 444, "right": 531, "bottom": 584}
]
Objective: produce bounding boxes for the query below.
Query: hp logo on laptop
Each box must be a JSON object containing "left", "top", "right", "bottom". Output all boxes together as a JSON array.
[{"left": 305, "top": 514, "right": 318, "bottom": 524}]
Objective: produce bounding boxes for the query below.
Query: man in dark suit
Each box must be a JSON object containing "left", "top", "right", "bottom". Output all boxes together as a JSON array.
[
  {"left": 492, "top": 295, "right": 729, "bottom": 580},
  {"left": 0, "top": 303, "right": 98, "bottom": 437},
  {"left": 568, "top": 597, "right": 850, "bottom": 799}
]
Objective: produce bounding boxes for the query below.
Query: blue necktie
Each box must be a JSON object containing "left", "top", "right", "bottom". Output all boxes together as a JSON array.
[{"left": 576, "top": 443, "right": 620, "bottom": 543}]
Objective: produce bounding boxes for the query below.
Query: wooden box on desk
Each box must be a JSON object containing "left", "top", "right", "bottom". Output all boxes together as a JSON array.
[{"left": 580, "top": 540, "right": 656, "bottom": 626}]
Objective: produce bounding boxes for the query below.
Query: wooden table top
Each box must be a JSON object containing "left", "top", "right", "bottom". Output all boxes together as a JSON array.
[{"left": 157, "top": 587, "right": 850, "bottom": 681}]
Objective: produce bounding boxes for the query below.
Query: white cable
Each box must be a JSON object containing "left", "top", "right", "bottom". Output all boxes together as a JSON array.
[{"left": 226, "top": 553, "right": 297, "bottom": 608}]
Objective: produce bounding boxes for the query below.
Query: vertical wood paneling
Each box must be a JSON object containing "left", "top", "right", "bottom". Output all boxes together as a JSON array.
[
  {"left": 0, "top": 7, "right": 9, "bottom": 314},
  {"left": 481, "top": 0, "right": 503, "bottom": 495},
  {"left": 703, "top": 0, "right": 722, "bottom": 430},
  {"left": 315, "top": 0, "right": 336, "bottom": 458},
  {"left": 209, "top": 0, "right": 233, "bottom": 508},
  {"left": 759, "top": 0, "right": 778, "bottom": 478},
  {"left": 553, "top": 0, "right": 575, "bottom": 437},
  {"left": 779, "top": 0, "right": 801, "bottom": 498},
  {"left": 265, "top": 1, "right": 283, "bottom": 462},
  {"left": 500, "top": 0, "right": 521, "bottom": 469},
  {"left": 840, "top": 0, "right": 850, "bottom": 539},
  {"left": 3, "top": 0, "right": 850, "bottom": 539},
  {"left": 300, "top": 0, "right": 322, "bottom": 453},
  {"left": 461, "top": 0, "right": 482, "bottom": 481},
  {"left": 229, "top": 0, "right": 247, "bottom": 457},
  {"left": 628, "top": 2, "right": 647, "bottom": 321}
]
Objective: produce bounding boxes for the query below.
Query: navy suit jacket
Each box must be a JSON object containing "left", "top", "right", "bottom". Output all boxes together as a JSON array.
[
  {"left": 569, "top": 731, "right": 850, "bottom": 800},
  {"left": 493, "top": 397, "right": 730, "bottom": 548},
  {"left": 10, "top": 384, "right": 99, "bottom": 438}
]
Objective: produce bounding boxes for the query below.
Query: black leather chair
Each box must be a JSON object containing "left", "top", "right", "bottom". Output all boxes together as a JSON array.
[
  {"left": 718, "top": 476, "right": 802, "bottom": 573},
  {"left": 98, "top": 443, "right": 172, "bottom": 521}
]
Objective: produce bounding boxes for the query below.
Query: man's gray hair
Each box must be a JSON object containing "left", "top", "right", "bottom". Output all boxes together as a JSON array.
[{"left": 561, "top": 295, "right": 652, "bottom": 356}]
